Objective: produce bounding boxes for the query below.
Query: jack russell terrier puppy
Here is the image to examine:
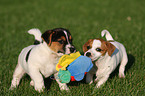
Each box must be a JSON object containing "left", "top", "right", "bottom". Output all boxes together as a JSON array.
[
  {"left": 83, "top": 30, "right": 128, "bottom": 88},
  {"left": 10, "top": 28, "right": 76, "bottom": 92}
]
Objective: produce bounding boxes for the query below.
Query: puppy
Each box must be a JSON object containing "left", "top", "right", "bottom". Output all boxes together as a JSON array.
[
  {"left": 10, "top": 28, "right": 76, "bottom": 92},
  {"left": 83, "top": 30, "right": 128, "bottom": 88}
]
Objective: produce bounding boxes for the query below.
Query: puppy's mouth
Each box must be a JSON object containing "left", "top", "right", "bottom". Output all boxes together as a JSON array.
[
  {"left": 57, "top": 50, "right": 65, "bottom": 55},
  {"left": 91, "top": 56, "right": 102, "bottom": 62},
  {"left": 84, "top": 52, "right": 99, "bottom": 61},
  {"left": 57, "top": 51, "right": 63, "bottom": 53},
  {"left": 91, "top": 57, "right": 98, "bottom": 61},
  {"left": 56, "top": 46, "right": 76, "bottom": 55},
  {"left": 87, "top": 56, "right": 96, "bottom": 61},
  {"left": 65, "top": 46, "right": 76, "bottom": 54},
  {"left": 56, "top": 51, "right": 64, "bottom": 56}
]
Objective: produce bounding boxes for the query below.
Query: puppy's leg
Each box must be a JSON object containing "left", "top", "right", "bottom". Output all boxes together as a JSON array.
[
  {"left": 10, "top": 64, "right": 25, "bottom": 90},
  {"left": 95, "top": 75, "right": 109, "bottom": 88},
  {"left": 86, "top": 66, "right": 97, "bottom": 84},
  {"left": 29, "top": 69, "right": 45, "bottom": 92},
  {"left": 30, "top": 80, "right": 34, "bottom": 86},
  {"left": 54, "top": 72, "right": 69, "bottom": 91},
  {"left": 86, "top": 73, "right": 94, "bottom": 84},
  {"left": 119, "top": 51, "right": 128, "bottom": 78}
]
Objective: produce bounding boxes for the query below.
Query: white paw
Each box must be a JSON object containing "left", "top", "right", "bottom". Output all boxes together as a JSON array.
[
  {"left": 94, "top": 78, "right": 98, "bottom": 82},
  {"left": 119, "top": 73, "right": 125, "bottom": 78},
  {"left": 89, "top": 81, "right": 93, "bottom": 85},
  {"left": 60, "top": 85, "right": 69, "bottom": 91},
  {"left": 30, "top": 80, "right": 34, "bottom": 86},
  {"left": 34, "top": 84, "right": 45, "bottom": 92},
  {"left": 9, "top": 85, "right": 16, "bottom": 90},
  {"left": 95, "top": 84, "right": 101, "bottom": 88},
  {"left": 96, "top": 85, "right": 100, "bottom": 88},
  {"left": 86, "top": 79, "right": 93, "bottom": 84},
  {"left": 35, "top": 86, "right": 45, "bottom": 93}
]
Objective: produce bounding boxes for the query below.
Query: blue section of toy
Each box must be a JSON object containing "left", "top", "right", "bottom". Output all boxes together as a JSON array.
[{"left": 67, "top": 56, "right": 93, "bottom": 81}]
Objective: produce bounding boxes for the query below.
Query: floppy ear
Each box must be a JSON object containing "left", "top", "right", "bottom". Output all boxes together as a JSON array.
[
  {"left": 83, "top": 43, "right": 88, "bottom": 52},
  {"left": 41, "top": 30, "right": 54, "bottom": 46},
  {"left": 83, "top": 39, "right": 93, "bottom": 52},
  {"left": 105, "top": 41, "right": 116, "bottom": 56}
]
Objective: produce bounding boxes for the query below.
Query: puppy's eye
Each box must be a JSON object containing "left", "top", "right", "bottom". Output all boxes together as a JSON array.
[
  {"left": 96, "top": 48, "right": 102, "bottom": 52},
  {"left": 58, "top": 40, "right": 64, "bottom": 44},
  {"left": 87, "top": 46, "right": 90, "bottom": 49}
]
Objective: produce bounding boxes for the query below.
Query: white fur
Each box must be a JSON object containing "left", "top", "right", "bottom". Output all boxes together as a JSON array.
[
  {"left": 63, "top": 31, "right": 70, "bottom": 44},
  {"left": 10, "top": 29, "right": 70, "bottom": 92},
  {"left": 63, "top": 30, "right": 71, "bottom": 54},
  {"left": 28, "top": 28, "right": 42, "bottom": 42},
  {"left": 101, "top": 30, "right": 114, "bottom": 41},
  {"left": 85, "top": 30, "right": 128, "bottom": 88},
  {"left": 63, "top": 31, "right": 76, "bottom": 54}
]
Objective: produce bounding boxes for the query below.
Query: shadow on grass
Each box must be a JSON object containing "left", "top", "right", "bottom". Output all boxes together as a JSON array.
[
  {"left": 44, "top": 75, "right": 86, "bottom": 91},
  {"left": 20, "top": 74, "right": 86, "bottom": 91},
  {"left": 68, "top": 78, "right": 86, "bottom": 86},
  {"left": 44, "top": 77, "right": 53, "bottom": 91},
  {"left": 110, "top": 54, "right": 135, "bottom": 78}
]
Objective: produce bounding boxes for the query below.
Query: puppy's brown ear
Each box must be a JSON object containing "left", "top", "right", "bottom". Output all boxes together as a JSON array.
[
  {"left": 83, "top": 39, "right": 94, "bottom": 52},
  {"left": 105, "top": 41, "right": 116, "bottom": 56},
  {"left": 41, "top": 30, "right": 54, "bottom": 46},
  {"left": 83, "top": 43, "right": 87, "bottom": 52}
]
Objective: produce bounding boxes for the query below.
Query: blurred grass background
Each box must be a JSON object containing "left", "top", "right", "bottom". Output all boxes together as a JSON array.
[{"left": 0, "top": 0, "right": 144, "bottom": 95}]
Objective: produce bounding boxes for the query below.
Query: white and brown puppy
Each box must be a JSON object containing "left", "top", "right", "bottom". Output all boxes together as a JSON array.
[
  {"left": 83, "top": 30, "right": 128, "bottom": 88},
  {"left": 10, "top": 28, "right": 76, "bottom": 92}
]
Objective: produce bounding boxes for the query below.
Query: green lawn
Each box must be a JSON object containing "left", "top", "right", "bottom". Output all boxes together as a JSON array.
[{"left": 0, "top": 0, "right": 144, "bottom": 95}]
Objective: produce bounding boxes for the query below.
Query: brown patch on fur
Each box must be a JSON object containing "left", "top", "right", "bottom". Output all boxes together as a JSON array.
[
  {"left": 69, "top": 35, "right": 72, "bottom": 40},
  {"left": 41, "top": 30, "right": 55, "bottom": 46},
  {"left": 96, "top": 38, "right": 116, "bottom": 56},
  {"left": 41, "top": 28, "right": 73, "bottom": 53},
  {"left": 105, "top": 41, "right": 116, "bottom": 56},
  {"left": 49, "top": 36, "right": 66, "bottom": 53},
  {"left": 83, "top": 39, "right": 94, "bottom": 52},
  {"left": 61, "top": 36, "right": 66, "bottom": 41},
  {"left": 49, "top": 42, "right": 64, "bottom": 53},
  {"left": 83, "top": 38, "right": 116, "bottom": 56},
  {"left": 97, "top": 39, "right": 108, "bottom": 56}
]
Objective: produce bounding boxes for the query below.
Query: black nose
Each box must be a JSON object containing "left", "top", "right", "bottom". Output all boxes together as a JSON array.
[
  {"left": 70, "top": 47, "right": 76, "bottom": 53},
  {"left": 86, "top": 52, "right": 91, "bottom": 57}
]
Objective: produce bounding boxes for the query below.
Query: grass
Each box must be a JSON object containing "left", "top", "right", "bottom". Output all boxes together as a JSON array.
[{"left": 0, "top": 0, "right": 144, "bottom": 95}]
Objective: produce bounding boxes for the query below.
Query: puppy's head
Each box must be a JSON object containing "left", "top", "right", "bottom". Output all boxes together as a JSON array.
[
  {"left": 42, "top": 28, "right": 76, "bottom": 54},
  {"left": 83, "top": 39, "right": 116, "bottom": 61}
]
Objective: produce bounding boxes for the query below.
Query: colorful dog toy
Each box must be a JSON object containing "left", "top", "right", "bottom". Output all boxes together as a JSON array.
[{"left": 56, "top": 52, "right": 93, "bottom": 83}]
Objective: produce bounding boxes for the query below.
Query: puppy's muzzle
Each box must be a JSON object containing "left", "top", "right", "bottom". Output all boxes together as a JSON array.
[{"left": 70, "top": 46, "right": 76, "bottom": 53}]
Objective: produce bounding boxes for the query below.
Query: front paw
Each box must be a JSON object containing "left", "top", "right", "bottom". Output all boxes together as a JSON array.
[
  {"left": 86, "top": 80, "right": 93, "bottom": 85},
  {"left": 9, "top": 85, "right": 16, "bottom": 90},
  {"left": 60, "top": 85, "right": 69, "bottom": 91},
  {"left": 35, "top": 85, "right": 45, "bottom": 92},
  {"left": 94, "top": 78, "right": 98, "bottom": 82},
  {"left": 119, "top": 73, "right": 125, "bottom": 78},
  {"left": 89, "top": 81, "right": 93, "bottom": 85},
  {"left": 30, "top": 80, "right": 34, "bottom": 86}
]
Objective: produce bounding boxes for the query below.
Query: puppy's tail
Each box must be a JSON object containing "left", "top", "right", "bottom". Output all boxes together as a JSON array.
[
  {"left": 28, "top": 28, "right": 43, "bottom": 45},
  {"left": 101, "top": 30, "right": 114, "bottom": 41}
]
